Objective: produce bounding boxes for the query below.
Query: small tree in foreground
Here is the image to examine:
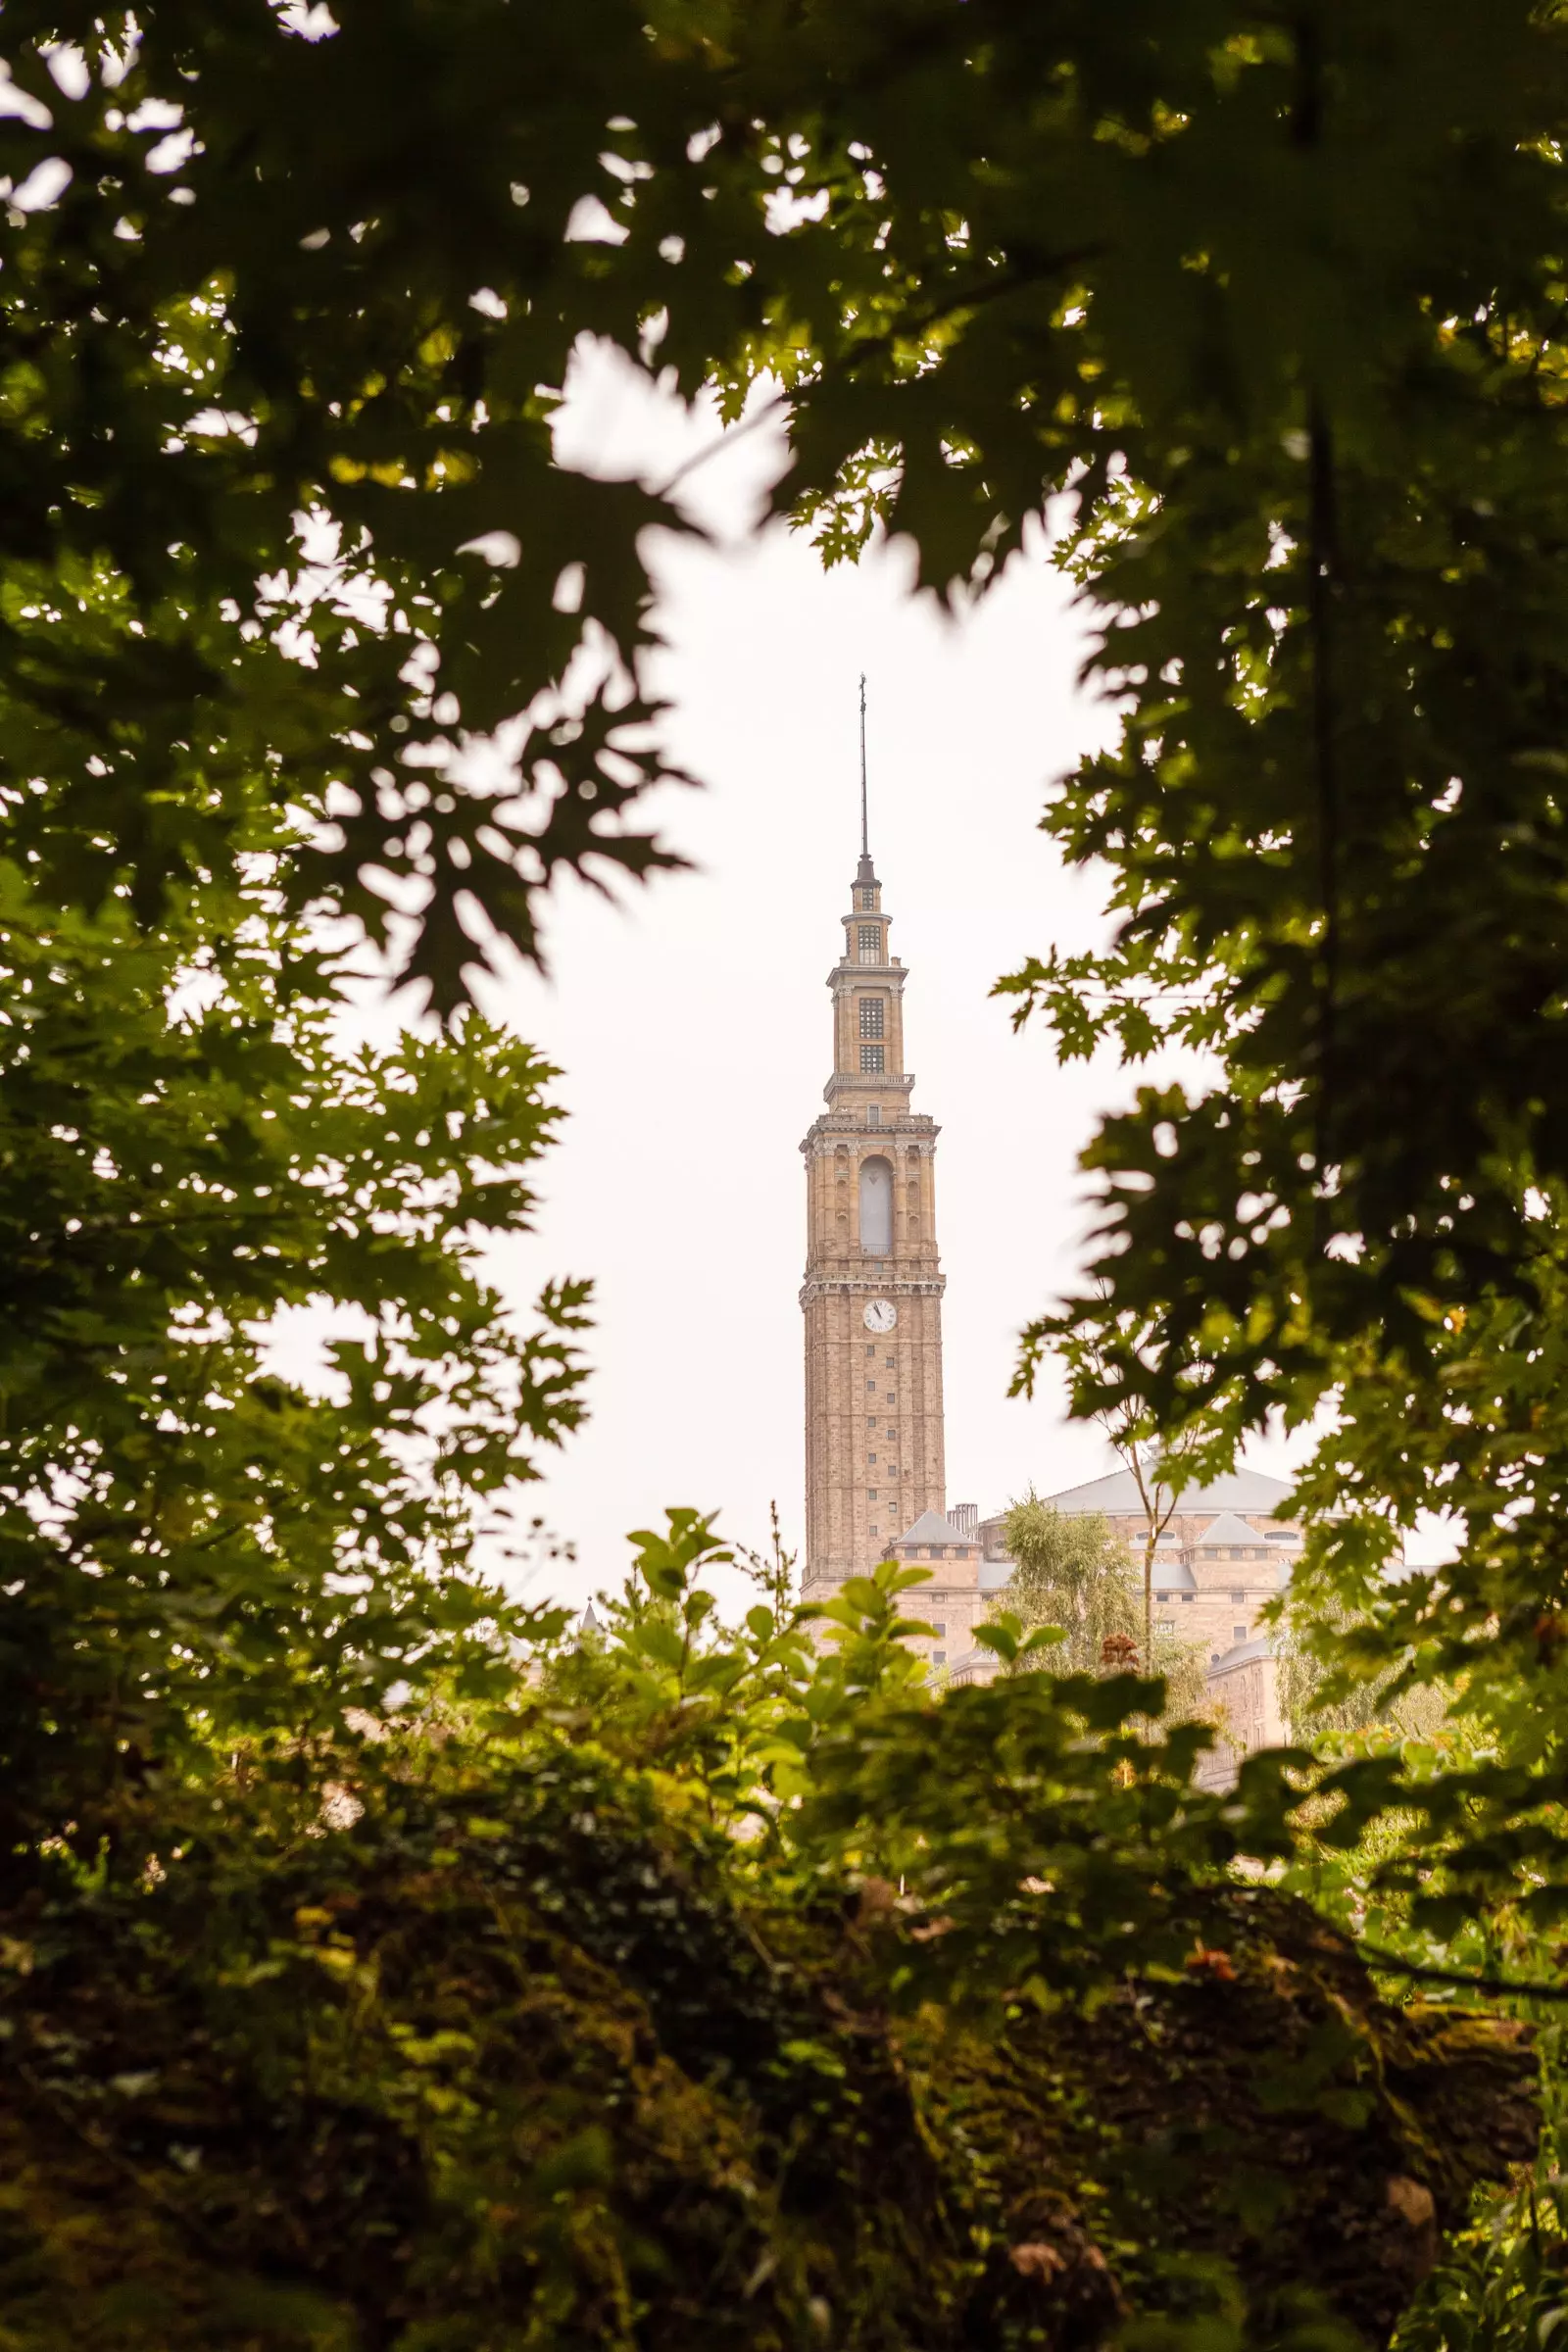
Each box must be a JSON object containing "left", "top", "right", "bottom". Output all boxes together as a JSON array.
[
  {"left": 999, "top": 1496, "right": 1140, "bottom": 1674},
  {"left": 999, "top": 1494, "right": 1208, "bottom": 1716}
]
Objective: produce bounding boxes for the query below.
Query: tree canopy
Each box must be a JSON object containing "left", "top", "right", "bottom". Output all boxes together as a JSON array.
[
  {"left": 10, "top": 0, "right": 1562, "bottom": 1745},
  {"left": 3, "top": 0, "right": 1568, "bottom": 2341},
  {"left": 999, "top": 1498, "right": 1138, "bottom": 1672},
  {"left": 0, "top": 0, "right": 716, "bottom": 1005},
  {"left": 0, "top": 825, "right": 586, "bottom": 1854}
]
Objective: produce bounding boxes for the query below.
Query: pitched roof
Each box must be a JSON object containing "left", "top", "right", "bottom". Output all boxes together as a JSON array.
[
  {"left": 981, "top": 1555, "right": 1202, "bottom": 1594},
  {"left": 896, "top": 1508, "right": 975, "bottom": 1547},
  {"left": 1195, "top": 1510, "right": 1274, "bottom": 1548},
  {"left": 1151, "top": 1559, "right": 1199, "bottom": 1592},
  {"left": 573, "top": 1598, "right": 602, "bottom": 1648},
  {"left": 1022, "top": 1466, "right": 1295, "bottom": 1518}
]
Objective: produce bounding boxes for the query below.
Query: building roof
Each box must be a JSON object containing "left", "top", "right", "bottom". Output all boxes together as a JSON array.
[
  {"left": 944, "top": 1645, "right": 1001, "bottom": 1686},
  {"left": 1151, "top": 1560, "right": 1199, "bottom": 1592},
  {"left": 573, "top": 1598, "right": 602, "bottom": 1647},
  {"left": 896, "top": 1508, "right": 976, "bottom": 1548},
  {"left": 1196, "top": 1510, "right": 1275, "bottom": 1548},
  {"left": 1020, "top": 1466, "right": 1295, "bottom": 1519},
  {"left": 1208, "top": 1631, "right": 1275, "bottom": 1669}
]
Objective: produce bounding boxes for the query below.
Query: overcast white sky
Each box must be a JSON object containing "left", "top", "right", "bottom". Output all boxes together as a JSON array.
[{"left": 443, "top": 342, "right": 1329, "bottom": 1616}]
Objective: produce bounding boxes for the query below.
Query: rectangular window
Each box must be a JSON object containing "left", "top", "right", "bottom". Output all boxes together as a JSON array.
[
  {"left": 859, "top": 887, "right": 877, "bottom": 909},
  {"left": 932, "top": 1623, "right": 946, "bottom": 1636},
  {"left": 1233, "top": 1624, "right": 1247, "bottom": 1641},
  {"left": 1231, "top": 1591, "right": 1246, "bottom": 1603},
  {"left": 1182, "top": 1593, "right": 1195, "bottom": 1604},
  {"left": 1156, "top": 1618, "right": 1175, "bottom": 1634},
  {"left": 859, "top": 998, "right": 885, "bottom": 1038},
  {"left": 858, "top": 924, "right": 881, "bottom": 961},
  {"left": 866, "top": 1104, "right": 880, "bottom": 1125},
  {"left": 932, "top": 1651, "right": 947, "bottom": 1666},
  {"left": 860, "top": 1044, "right": 885, "bottom": 1072}
]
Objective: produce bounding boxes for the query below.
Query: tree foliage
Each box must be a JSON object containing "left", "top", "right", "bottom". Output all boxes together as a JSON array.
[
  {"left": 0, "top": 0, "right": 722, "bottom": 1008},
  {"left": 998, "top": 1498, "right": 1208, "bottom": 1715},
  {"left": 11, "top": 0, "right": 1568, "bottom": 1737},
  {"left": 1, "top": 2, "right": 1566, "bottom": 2340},
  {"left": 999, "top": 1497, "right": 1139, "bottom": 1673},
  {"left": 481, "top": 0, "right": 1568, "bottom": 1900},
  {"left": 0, "top": 1540, "right": 1540, "bottom": 2350},
  {"left": 0, "top": 832, "right": 585, "bottom": 1854}
]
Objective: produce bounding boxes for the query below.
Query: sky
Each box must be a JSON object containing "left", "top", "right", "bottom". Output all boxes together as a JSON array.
[{"left": 460, "top": 342, "right": 1325, "bottom": 1617}]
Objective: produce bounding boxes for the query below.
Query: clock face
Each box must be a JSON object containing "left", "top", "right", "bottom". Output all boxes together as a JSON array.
[{"left": 863, "top": 1299, "right": 898, "bottom": 1334}]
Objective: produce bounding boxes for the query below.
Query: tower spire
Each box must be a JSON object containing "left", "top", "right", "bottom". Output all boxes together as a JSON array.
[
  {"left": 856, "top": 674, "right": 877, "bottom": 891},
  {"left": 801, "top": 737, "right": 948, "bottom": 1594}
]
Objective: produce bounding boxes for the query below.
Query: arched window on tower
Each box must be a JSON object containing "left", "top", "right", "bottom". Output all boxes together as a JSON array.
[{"left": 859, "top": 1156, "right": 893, "bottom": 1255}]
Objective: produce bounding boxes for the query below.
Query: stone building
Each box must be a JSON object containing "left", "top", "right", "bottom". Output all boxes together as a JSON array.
[
  {"left": 796, "top": 815, "right": 1290, "bottom": 1768},
  {"left": 883, "top": 1507, "right": 985, "bottom": 1673},
  {"left": 1195, "top": 1633, "right": 1288, "bottom": 1788},
  {"left": 975, "top": 1469, "right": 1301, "bottom": 1669},
  {"left": 800, "top": 840, "right": 946, "bottom": 1591},
  {"left": 880, "top": 1471, "right": 1298, "bottom": 1686}
]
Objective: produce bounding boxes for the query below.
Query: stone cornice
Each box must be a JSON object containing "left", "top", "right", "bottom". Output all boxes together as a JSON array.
[
  {"left": 823, "top": 1071, "right": 916, "bottom": 1102},
  {"left": 827, "top": 963, "right": 906, "bottom": 990},
  {"left": 799, "top": 1274, "right": 946, "bottom": 1305},
  {"left": 800, "top": 1125, "right": 940, "bottom": 1155}
]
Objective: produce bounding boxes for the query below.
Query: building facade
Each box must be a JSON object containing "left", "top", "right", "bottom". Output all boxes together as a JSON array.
[
  {"left": 975, "top": 1467, "right": 1302, "bottom": 1669},
  {"left": 800, "top": 847, "right": 947, "bottom": 1593},
  {"left": 1194, "top": 1634, "right": 1287, "bottom": 1788},
  {"left": 793, "top": 822, "right": 1293, "bottom": 1774},
  {"left": 881, "top": 1508, "right": 985, "bottom": 1672}
]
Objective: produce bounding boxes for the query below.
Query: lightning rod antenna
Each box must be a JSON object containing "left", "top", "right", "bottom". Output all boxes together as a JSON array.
[{"left": 858, "top": 672, "right": 868, "bottom": 858}]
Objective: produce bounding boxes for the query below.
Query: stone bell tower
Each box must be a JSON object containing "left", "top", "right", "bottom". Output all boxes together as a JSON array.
[{"left": 800, "top": 688, "right": 947, "bottom": 1596}]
